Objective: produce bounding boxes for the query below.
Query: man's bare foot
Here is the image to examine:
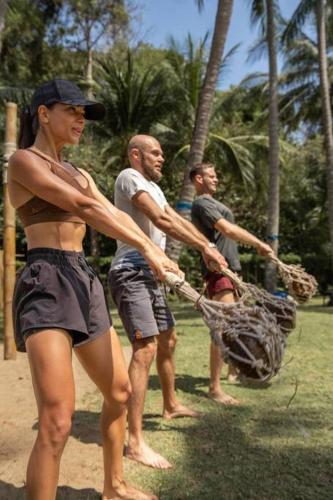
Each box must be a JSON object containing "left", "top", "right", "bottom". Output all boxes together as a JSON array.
[
  {"left": 124, "top": 441, "right": 172, "bottom": 469},
  {"left": 103, "top": 481, "right": 158, "bottom": 500},
  {"left": 208, "top": 390, "right": 240, "bottom": 405},
  {"left": 163, "top": 403, "right": 200, "bottom": 420}
]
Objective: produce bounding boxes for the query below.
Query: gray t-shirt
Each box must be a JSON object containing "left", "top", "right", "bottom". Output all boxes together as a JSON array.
[
  {"left": 111, "top": 168, "right": 168, "bottom": 269},
  {"left": 191, "top": 195, "right": 241, "bottom": 274}
]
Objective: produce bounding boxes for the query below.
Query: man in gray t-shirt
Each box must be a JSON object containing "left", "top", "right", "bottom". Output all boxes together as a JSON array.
[
  {"left": 190, "top": 163, "right": 273, "bottom": 403},
  {"left": 108, "top": 135, "right": 227, "bottom": 470},
  {"left": 191, "top": 195, "right": 242, "bottom": 275}
]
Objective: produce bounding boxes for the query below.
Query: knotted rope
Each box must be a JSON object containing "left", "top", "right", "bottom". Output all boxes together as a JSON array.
[
  {"left": 268, "top": 255, "right": 318, "bottom": 304},
  {"left": 165, "top": 272, "right": 285, "bottom": 383}
]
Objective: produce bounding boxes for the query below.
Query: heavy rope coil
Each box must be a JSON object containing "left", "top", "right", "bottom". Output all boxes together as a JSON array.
[
  {"left": 269, "top": 255, "right": 318, "bottom": 304},
  {"left": 165, "top": 272, "right": 285, "bottom": 382}
]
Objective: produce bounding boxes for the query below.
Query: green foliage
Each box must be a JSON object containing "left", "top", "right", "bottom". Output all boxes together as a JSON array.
[
  {"left": 56, "top": 0, "right": 129, "bottom": 51},
  {"left": 0, "top": 0, "right": 332, "bottom": 288},
  {"left": 0, "top": 0, "right": 83, "bottom": 86},
  {"left": 95, "top": 49, "right": 174, "bottom": 170}
]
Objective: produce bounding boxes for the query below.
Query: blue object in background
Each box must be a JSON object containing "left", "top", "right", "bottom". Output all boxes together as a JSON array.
[{"left": 273, "top": 291, "right": 288, "bottom": 298}]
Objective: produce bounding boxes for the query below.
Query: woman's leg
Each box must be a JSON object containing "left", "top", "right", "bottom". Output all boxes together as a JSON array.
[
  {"left": 25, "top": 329, "right": 75, "bottom": 500},
  {"left": 75, "top": 327, "right": 157, "bottom": 500}
]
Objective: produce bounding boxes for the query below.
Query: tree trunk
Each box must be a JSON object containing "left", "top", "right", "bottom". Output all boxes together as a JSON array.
[
  {"left": 264, "top": 0, "right": 280, "bottom": 293},
  {"left": 0, "top": 0, "right": 8, "bottom": 54},
  {"left": 316, "top": 0, "right": 333, "bottom": 258},
  {"left": 166, "top": 0, "right": 234, "bottom": 261},
  {"left": 85, "top": 47, "right": 94, "bottom": 99}
]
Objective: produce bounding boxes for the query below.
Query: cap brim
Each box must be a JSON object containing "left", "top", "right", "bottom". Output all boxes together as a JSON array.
[
  {"left": 52, "top": 98, "right": 105, "bottom": 120},
  {"left": 83, "top": 101, "right": 105, "bottom": 121}
]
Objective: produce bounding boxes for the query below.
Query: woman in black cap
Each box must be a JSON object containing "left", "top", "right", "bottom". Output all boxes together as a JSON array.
[{"left": 8, "top": 79, "right": 179, "bottom": 500}]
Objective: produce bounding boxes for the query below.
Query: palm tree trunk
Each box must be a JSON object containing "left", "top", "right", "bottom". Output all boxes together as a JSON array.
[
  {"left": 166, "top": 0, "right": 234, "bottom": 261},
  {"left": 0, "top": 0, "right": 8, "bottom": 54},
  {"left": 316, "top": 0, "right": 333, "bottom": 258},
  {"left": 264, "top": 0, "right": 280, "bottom": 292}
]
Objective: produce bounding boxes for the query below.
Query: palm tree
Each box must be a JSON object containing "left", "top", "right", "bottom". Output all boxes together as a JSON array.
[
  {"left": 316, "top": 0, "right": 333, "bottom": 257},
  {"left": 166, "top": 0, "right": 235, "bottom": 261},
  {"left": 283, "top": 0, "right": 333, "bottom": 257},
  {"left": 96, "top": 50, "right": 172, "bottom": 170},
  {"left": 248, "top": 0, "right": 280, "bottom": 292},
  {"left": 157, "top": 41, "right": 272, "bottom": 209},
  {"left": 280, "top": 34, "right": 324, "bottom": 133}
]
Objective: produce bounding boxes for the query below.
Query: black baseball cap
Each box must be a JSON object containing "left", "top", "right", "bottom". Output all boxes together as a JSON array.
[{"left": 30, "top": 79, "right": 105, "bottom": 120}]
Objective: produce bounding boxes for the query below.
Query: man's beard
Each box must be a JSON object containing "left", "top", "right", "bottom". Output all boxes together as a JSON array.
[{"left": 142, "top": 158, "right": 162, "bottom": 182}]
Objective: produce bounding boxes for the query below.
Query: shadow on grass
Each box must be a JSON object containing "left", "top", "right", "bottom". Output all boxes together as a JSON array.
[
  {"left": 29, "top": 406, "right": 332, "bottom": 499},
  {"left": 148, "top": 373, "right": 207, "bottom": 398},
  {"left": 156, "top": 410, "right": 333, "bottom": 500},
  {"left": 0, "top": 481, "right": 100, "bottom": 499},
  {"left": 148, "top": 373, "right": 273, "bottom": 397},
  {"left": 297, "top": 304, "right": 333, "bottom": 314}
]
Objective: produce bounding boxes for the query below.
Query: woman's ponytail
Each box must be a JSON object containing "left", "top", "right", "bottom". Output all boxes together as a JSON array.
[{"left": 18, "top": 106, "right": 38, "bottom": 149}]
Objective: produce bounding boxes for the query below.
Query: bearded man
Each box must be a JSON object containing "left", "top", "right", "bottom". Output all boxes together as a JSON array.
[{"left": 108, "top": 136, "right": 227, "bottom": 469}]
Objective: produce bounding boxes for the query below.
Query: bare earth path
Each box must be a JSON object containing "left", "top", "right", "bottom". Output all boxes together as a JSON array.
[{"left": 0, "top": 343, "right": 132, "bottom": 499}]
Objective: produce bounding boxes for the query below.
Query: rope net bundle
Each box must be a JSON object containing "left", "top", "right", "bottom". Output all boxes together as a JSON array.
[
  {"left": 219, "top": 267, "right": 297, "bottom": 338},
  {"left": 269, "top": 255, "right": 318, "bottom": 304},
  {"left": 165, "top": 272, "right": 285, "bottom": 382}
]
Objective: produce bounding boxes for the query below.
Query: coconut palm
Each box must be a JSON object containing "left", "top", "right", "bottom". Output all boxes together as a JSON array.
[
  {"left": 166, "top": 0, "right": 235, "bottom": 262},
  {"left": 283, "top": 0, "right": 333, "bottom": 257},
  {"left": 160, "top": 34, "right": 240, "bottom": 166},
  {"left": 96, "top": 49, "right": 173, "bottom": 170},
  {"left": 247, "top": 0, "right": 281, "bottom": 292},
  {"left": 280, "top": 34, "right": 323, "bottom": 133}
]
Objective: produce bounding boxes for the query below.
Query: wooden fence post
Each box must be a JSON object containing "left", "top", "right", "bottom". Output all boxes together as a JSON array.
[{"left": 3, "top": 102, "right": 17, "bottom": 359}]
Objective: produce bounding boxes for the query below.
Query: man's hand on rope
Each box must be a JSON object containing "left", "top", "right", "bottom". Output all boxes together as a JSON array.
[
  {"left": 256, "top": 241, "right": 274, "bottom": 257},
  {"left": 202, "top": 244, "right": 228, "bottom": 273},
  {"left": 143, "top": 245, "right": 184, "bottom": 282}
]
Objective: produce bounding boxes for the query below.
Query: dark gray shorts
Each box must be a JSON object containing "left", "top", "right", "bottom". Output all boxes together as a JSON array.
[
  {"left": 109, "top": 266, "right": 175, "bottom": 343},
  {"left": 13, "top": 248, "right": 111, "bottom": 352}
]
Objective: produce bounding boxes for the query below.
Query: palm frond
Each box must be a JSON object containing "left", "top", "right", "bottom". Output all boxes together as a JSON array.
[
  {"left": 281, "top": 0, "right": 316, "bottom": 46},
  {"left": 209, "top": 132, "right": 256, "bottom": 185},
  {"left": 195, "top": 0, "right": 205, "bottom": 13}
]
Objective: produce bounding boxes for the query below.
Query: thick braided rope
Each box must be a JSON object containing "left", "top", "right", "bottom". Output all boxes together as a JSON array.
[
  {"left": 217, "top": 266, "right": 297, "bottom": 337},
  {"left": 164, "top": 273, "right": 285, "bottom": 382},
  {"left": 269, "top": 255, "right": 318, "bottom": 304}
]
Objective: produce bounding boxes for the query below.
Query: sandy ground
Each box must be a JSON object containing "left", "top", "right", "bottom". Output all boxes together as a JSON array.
[{"left": 0, "top": 343, "right": 132, "bottom": 499}]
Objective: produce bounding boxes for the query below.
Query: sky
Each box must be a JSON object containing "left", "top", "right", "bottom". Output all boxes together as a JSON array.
[{"left": 137, "top": 0, "right": 300, "bottom": 89}]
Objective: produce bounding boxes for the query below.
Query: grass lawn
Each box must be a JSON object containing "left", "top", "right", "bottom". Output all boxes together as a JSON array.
[
  {"left": 112, "top": 298, "right": 333, "bottom": 500},
  {"left": 1, "top": 298, "right": 332, "bottom": 499}
]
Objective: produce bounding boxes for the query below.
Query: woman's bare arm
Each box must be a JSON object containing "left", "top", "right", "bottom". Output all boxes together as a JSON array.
[{"left": 8, "top": 150, "right": 180, "bottom": 278}]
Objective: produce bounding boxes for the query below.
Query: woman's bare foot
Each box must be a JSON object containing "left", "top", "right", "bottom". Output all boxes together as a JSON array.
[
  {"left": 208, "top": 390, "right": 240, "bottom": 405},
  {"left": 124, "top": 441, "right": 172, "bottom": 469},
  {"left": 163, "top": 403, "right": 200, "bottom": 420},
  {"left": 103, "top": 481, "right": 158, "bottom": 499}
]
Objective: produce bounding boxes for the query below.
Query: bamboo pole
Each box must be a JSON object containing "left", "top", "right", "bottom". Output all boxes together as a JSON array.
[{"left": 3, "top": 102, "right": 17, "bottom": 360}]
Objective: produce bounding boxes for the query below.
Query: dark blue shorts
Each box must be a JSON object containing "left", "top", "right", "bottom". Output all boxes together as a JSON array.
[{"left": 13, "top": 248, "right": 111, "bottom": 352}]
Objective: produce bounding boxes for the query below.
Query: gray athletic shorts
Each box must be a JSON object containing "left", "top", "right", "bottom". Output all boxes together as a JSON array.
[
  {"left": 109, "top": 266, "right": 175, "bottom": 343},
  {"left": 13, "top": 248, "right": 111, "bottom": 352}
]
